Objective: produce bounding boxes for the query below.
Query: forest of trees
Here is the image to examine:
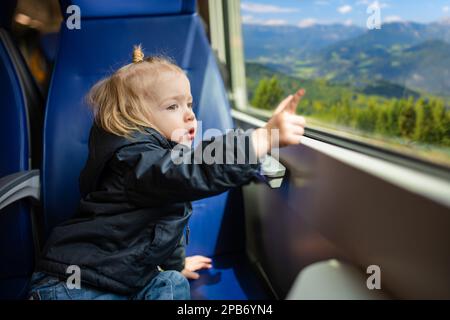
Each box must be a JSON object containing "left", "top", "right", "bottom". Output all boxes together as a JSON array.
[{"left": 251, "top": 76, "right": 450, "bottom": 147}]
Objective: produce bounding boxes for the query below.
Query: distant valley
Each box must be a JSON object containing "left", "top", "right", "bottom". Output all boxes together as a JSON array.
[{"left": 243, "top": 21, "right": 450, "bottom": 97}]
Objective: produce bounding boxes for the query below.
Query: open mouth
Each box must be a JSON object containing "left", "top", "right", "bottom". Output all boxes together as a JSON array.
[{"left": 187, "top": 128, "right": 195, "bottom": 140}]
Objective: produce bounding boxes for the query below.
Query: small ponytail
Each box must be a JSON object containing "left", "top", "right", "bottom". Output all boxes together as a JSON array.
[{"left": 132, "top": 44, "right": 144, "bottom": 63}]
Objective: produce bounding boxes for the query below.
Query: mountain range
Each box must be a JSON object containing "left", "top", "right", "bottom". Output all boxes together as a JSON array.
[{"left": 243, "top": 21, "right": 450, "bottom": 97}]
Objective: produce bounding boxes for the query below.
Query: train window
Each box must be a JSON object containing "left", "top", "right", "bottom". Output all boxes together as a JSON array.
[{"left": 218, "top": 0, "right": 450, "bottom": 170}]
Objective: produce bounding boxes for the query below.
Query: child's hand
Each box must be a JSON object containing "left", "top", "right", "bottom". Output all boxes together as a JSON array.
[
  {"left": 251, "top": 89, "right": 306, "bottom": 158},
  {"left": 182, "top": 255, "right": 212, "bottom": 280}
]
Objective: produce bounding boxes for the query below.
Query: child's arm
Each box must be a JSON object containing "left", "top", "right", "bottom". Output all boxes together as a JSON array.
[
  {"left": 117, "top": 130, "right": 261, "bottom": 206},
  {"left": 116, "top": 89, "right": 306, "bottom": 206}
]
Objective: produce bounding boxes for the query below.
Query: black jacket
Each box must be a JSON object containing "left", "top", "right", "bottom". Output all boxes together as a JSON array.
[{"left": 38, "top": 124, "right": 261, "bottom": 295}]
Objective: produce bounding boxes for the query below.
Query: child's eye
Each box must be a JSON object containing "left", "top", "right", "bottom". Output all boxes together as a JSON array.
[
  {"left": 167, "top": 104, "right": 178, "bottom": 110},
  {"left": 188, "top": 102, "right": 193, "bottom": 109}
]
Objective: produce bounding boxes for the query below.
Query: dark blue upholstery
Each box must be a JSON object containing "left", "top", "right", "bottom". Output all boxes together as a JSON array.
[
  {"left": 0, "top": 36, "right": 34, "bottom": 300},
  {"left": 0, "top": 0, "right": 40, "bottom": 299},
  {"left": 189, "top": 254, "right": 269, "bottom": 300},
  {"left": 41, "top": 1, "right": 269, "bottom": 299},
  {"left": 0, "top": 40, "right": 28, "bottom": 178}
]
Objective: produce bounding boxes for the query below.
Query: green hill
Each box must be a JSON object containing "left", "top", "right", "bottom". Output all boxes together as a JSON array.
[{"left": 245, "top": 62, "right": 421, "bottom": 105}]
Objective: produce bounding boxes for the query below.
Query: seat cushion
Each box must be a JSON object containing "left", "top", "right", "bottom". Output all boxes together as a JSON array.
[{"left": 189, "top": 253, "right": 271, "bottom": 300}]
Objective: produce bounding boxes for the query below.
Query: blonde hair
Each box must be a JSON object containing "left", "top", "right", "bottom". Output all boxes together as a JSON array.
[{"left": 87, "top": 44, "right": 184, "bottom": 138}]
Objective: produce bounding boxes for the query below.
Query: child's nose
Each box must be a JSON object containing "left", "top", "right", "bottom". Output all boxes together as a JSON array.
[{"left": 185, "top": 108, "right": 195, "bottom": 122}]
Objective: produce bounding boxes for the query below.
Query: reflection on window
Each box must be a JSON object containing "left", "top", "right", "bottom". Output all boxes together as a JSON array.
[{"left": 240, "top": 0, "right": 450, "bottom": 168}]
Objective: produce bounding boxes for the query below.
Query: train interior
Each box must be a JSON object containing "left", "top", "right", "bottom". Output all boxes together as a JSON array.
[{"left": 1, "top": 0, "right": 450, "bottom": 300}]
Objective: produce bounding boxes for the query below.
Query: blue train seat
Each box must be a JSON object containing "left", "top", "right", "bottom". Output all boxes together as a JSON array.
[
  {"left": 39, "top": 0, "right": 270, "bottom": 299},
  {"left": 0, "top": 0, "right": 44, "bottom": 299}
]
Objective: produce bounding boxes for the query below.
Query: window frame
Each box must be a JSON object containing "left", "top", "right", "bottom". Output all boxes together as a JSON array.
[{"left": 209, "top": 0, "right": 450, "bottom": 182}]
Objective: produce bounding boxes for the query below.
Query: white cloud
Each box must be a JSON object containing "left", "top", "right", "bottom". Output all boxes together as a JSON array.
[
  {"left": 241, "top": 2, "right": 299, "bottom": 13},
  {"left": 264, "top": 19, "right": 289, "bottom": 26},
  {"left": 443, "top": 6, "right": 450, "bottom": 13},
  {"left": 384, "top": 15, "right": 403, "bottom": 23},
  {"left": 298, "top": 18, "right": 317, "bottom": 28},
  {"left": 338, "top": 5, "right": 352, "bottom": 14},
  {"left": 242, "top": 15, "right": 288, "bottom": 26}
]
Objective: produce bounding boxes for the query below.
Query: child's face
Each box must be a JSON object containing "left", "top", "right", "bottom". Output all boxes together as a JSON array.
[{"left": 149, "top": 71, "right": 197, "bottom": 147}]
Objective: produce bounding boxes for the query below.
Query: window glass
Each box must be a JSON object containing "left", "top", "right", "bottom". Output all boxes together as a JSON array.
[{"left": 240, "top": 0, "right": 450, "bottom": 168}]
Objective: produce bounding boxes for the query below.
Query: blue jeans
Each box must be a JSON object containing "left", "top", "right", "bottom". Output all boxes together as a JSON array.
[{"left": 28, "top": 271, "right": 190, "bottom": 300}]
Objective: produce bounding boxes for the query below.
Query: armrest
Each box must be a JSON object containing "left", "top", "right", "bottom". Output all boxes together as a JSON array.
[
  {"left": 258, "top": 155, "right": 286, "bottom": 188},
  {"left": 0, "top": 170, "right": 40, "bottom": 211}
]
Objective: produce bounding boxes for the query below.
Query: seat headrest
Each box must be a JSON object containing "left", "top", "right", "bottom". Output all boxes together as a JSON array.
[
  {"left": 0, "top": 0, "right": 17, "bottom": 29},
  {"left": 59, "top": 0, "right": 196, "bottom": 19}
]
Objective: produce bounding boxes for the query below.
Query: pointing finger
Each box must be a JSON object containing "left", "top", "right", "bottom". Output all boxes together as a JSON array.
[
  {"left": 274, "top": 94, "right": 293, "bottom": 115},
  {"left": 286, "top": 89, "right": 305, "bottom": 114}
]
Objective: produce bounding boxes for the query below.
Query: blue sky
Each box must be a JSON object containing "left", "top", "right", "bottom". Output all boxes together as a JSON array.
[{"left": 241, "top": 0, "right": 450, "bottom": 27}]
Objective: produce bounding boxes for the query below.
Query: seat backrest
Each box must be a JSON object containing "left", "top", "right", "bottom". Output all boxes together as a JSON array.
[
  {"left": 0, "top": 2, "right": 28, "bottom": 178},
  {"left": 44, "top": 0, "right": 244, "bottom": 257},
  {"left": 0, "top": 0, "right": 44, "bottom": 299}
]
